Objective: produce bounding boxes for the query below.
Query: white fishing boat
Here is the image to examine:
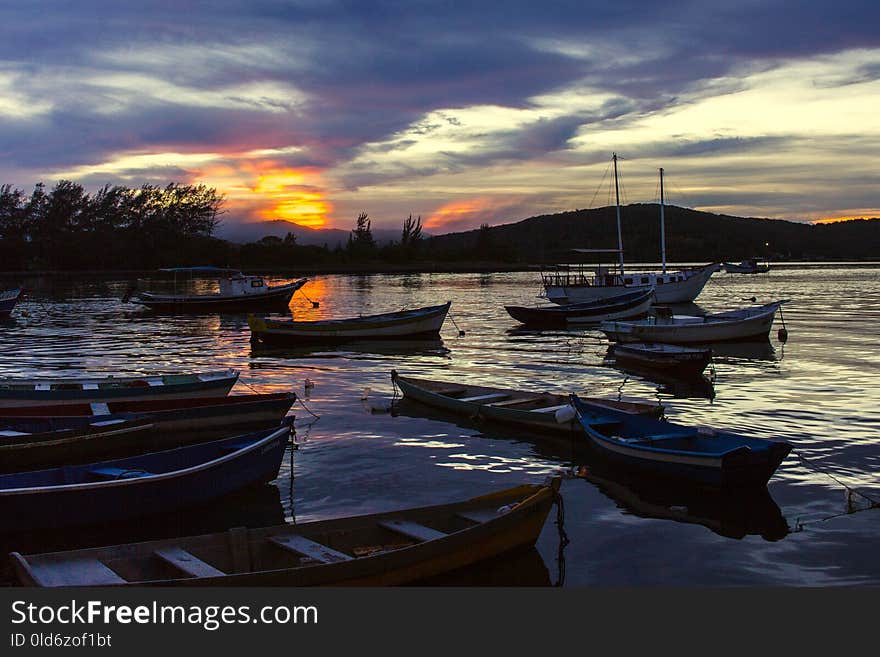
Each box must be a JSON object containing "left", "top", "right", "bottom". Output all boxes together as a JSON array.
[
  {"left": 600, "top": 301, "right": 788, "bottom": 344},
  {"left": 723, "top": 258, "right": 770, "bottom": 274},
  {"left": 541, "top": 157, "right": 720, "bottom": 304}
]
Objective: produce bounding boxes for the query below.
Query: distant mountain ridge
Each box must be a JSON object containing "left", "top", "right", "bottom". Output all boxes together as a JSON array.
[{"left": 216, "top": 220, "right": 405, "bottom": 246}]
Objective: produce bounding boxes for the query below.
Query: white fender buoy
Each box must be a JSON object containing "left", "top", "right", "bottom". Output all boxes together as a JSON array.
[{"left": 555, "top": 404, "right": 577, "bottom": 424}]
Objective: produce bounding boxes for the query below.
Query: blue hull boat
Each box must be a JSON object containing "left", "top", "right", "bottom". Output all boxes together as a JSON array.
[
  {"left": 0, "top": 423, "right": 291, "bottom": 532},
  {"left": 0, "top": 288, "right": 21, "bottom": 318},
  {"left": 570, "top": 395, "right": 791, "bottom": 488}
]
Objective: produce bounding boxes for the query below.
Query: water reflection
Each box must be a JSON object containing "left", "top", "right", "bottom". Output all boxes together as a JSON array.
[
  {"left": 251, "top": 338, "right": 451, "bottom": 360},
  {"left": 572, "top": 465, "right": 789, "bottom": 541}
]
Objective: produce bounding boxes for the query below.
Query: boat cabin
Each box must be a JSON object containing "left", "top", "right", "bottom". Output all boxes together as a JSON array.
[{"left": 219, "top": 274, "right": 271, "bottom": 297}]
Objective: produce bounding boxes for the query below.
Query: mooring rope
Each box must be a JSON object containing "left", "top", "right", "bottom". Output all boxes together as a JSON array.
[
  {"left": 447, "top": 310, "right": 466, "bottom": 336},
  {"left": 792, "top": 449, "right": 880, "bottom": 508},
  {"left": 552, "top": 487, "right": 569, "bottom": 587}
]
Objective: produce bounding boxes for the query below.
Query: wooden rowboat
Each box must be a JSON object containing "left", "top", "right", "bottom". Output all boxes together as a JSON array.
[
  {"left": 0, "top": 423, "right": 291, "bottom": 533},
  {"left": 0, "top": 288, "right": 21, "bottom": 318},
  {"left": 0, "top": 394, "right": 296, "bottom": 470},
  {"left": 0, "top": 415, "right": 155, "bottom": 473},
  {"left": 391, "top": 371, "right": 663, "bottom": 435},
  {"left": 0, "top": 369, "right": 239, "bottom": 408},
  {"left": 505, "top": 288, "right": 654, "bottom": 328},
  {"left": 607, "top": 342, "right": 712, "bottom": 377},
  {"left": 600, "top": 301, "right": 787, "bottom": 344},
  {"left": 11, "top": 476, "right": 560, "bottom": 586},
  {"left": 570, "top": 394, "right": 792, "bottom": 488},
  {"left": 249, "top": 302, "right": 451, "bottom": 345}
]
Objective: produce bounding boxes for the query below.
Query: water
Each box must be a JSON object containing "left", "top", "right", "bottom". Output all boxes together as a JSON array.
[{"left": 1, "top": 265, "right": 879, "bottom": 586}]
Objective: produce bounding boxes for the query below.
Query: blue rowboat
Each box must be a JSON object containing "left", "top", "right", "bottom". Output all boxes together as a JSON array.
[
  {"left": 0, "top": 369, "right": 239, "bottom": 408},
  {"left": 570, "top": 394, "right": 791, "bottom": 488},
  {"left": 0, "top": 288, "right": 21, "bottom": 318},
  {"left": 0, "top": 422, "right": 291, "bottom": 532},
  {"left": 249, "top": 302, "right": 452, "bottom": 345}
]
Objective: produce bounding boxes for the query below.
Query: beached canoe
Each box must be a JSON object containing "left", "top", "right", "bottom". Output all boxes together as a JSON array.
[
  {"left": 11, "top": 476, "right": 560, "bottom": 586},
  {"left": 0, "top": 423, "right": 291, "bottom": 533},
  {"left": 0, "top": 415, "right": 155, "bottom": 472},
  {"left": 0, "top": 369, "right": 239, "bottom": 408},
  {"left": 391, "top": 371, "right": 663, "bottom": 435},
  {"left": 0, "top": 288, "right": 21, "bottom": 318},
  {"left": 249, "top": 302, "right": 452, "bottom": 345},
  {"left": 600, "top": 301, "right": 787, "bottom": 344},
  {"left": 505, "top": 288, "right": 654, "bottom": 328},
  {"left": 607, "top": 343, "right": 712, "bottom": 377},
  {"left": 570, "top": 394, "right": 792, "bottom": 488}
]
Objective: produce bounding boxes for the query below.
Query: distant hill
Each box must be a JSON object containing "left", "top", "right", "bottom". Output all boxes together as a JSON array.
[
  {"left": 421, "top": 204, "right": 880, "bottom": 263},
  {"left": 216, "top": 220, "right": 404, "bottom": 246}
]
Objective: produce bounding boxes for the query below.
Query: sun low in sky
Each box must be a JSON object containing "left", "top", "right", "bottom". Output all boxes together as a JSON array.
[{"left": 1, "top": 2, "right": 877, "bottom": 234}]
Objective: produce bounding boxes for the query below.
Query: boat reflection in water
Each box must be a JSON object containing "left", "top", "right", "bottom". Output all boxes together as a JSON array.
[
  {"left": 251, "top": 338, "right": 450, "bottom": 360},
  {"left": 572, "top": 463, "right": 789, "bottom": 541},
  {"left": 709, "top": 339, "right": 778, "bottom": 363}
]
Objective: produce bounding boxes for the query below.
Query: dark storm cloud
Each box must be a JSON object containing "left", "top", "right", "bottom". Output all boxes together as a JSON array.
[{"left": 1, "top": 1, "right": 878, "bottom": 179}]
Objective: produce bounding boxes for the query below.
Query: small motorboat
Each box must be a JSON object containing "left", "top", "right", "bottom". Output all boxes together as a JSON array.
[
  {"left": 0, "top": 288, "right": 22, "bottom": 318},
  {"left": 249, "top": 302, "right": 452, "bottom": 345},
  {"left": 504, "top": 288, "right": 654, "bottom": 328},
  {"left": 607, "top": 343, "right": 712, "bottom": 377},
  {"left": 391, "top": 371, "right": 663, "bottom": 436},
  {"left": 125, "top": 267, "right": 307, "bottom": 312},
  {"left": 600, "top": 301, "right": 788, "bottom": 344},
  {"left": 570, "top": 394, "right": 792, "bottom": 488},
  {"left": 0, "top": 422, "right": 292, "bottom": 533},
  {"left": 11, "top": 476, "right": 560, "bottom": 586},
  {"left": 723, "top": 258, "right": 770, "bottom": 274},
  {"left": 0, "top": 369, "right": 239, "bottom": 408}
]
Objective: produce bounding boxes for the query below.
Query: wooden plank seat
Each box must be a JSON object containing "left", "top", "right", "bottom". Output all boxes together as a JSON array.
[
  {"left": 486, "top": 396, "right": 546, "bottom": 408},
  {"left": 431, "top": 387, "right": 467, "bottom": 397},
  {"left": 35, "top": 559, "right": 127, "bottom": 586},
  {"left": 531, "top": 404, "right": 569, "bottom": 413},
  {"left": 154, "top": 547, "right": 225, "bottom": 578},
  {"left": 456, "top": 508, "right": 503, "bottom": 524},
  {"left": 268, "top": 534, "right": 352, "bottom": 564},
  {"left": 644, "top": 433, "right": 695, "bottom": 441},
  {"left": 89, "top": 467, "right": 153, "bottom": 480},
  {"left": 458, "top": 393, "right": 511, "bottom": 404},
  {"left": 378, "top": 520, "right": 448, "bottom": 542}
]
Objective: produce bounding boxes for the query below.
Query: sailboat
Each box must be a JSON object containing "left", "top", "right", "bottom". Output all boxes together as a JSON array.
[{"left": 541, "top": 155, "right": 720, "bottom": 304}]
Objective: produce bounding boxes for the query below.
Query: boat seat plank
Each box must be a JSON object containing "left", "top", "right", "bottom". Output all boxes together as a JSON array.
[
  {"left": 378, "top": 520, "right": 448, "bottom": 542},
  {"left": 147, "top": 379, "right": 164, "bottom": 387},
  {"left": 587, "top": 417, "right": 621, "bottom": 426},
  {"left": 35, "top": 383, "right": 50, "bottom": 391},
  {"left": 456, "top": 508, "right": 503, "bottom": 524},
  {"left": 645, "top": 433, "right": 695, "bottom": 441},
  {"left": 90, "top": 402, "right": 111, "bottom": 415},
  {"left": 431, "top": 387, "right": 467, "bottom": 397},
  {"left": 532, "top": 404, "right": 569, "bottom": 413},
  {"left": 268, "top": 535, "right": 353, "bottom": 563},
  {"left": 154, "top": 547, "right": 226, "bottom": 578},
  {"left": 486, "top": 396, "right": 546, "bottom": 408},
  {"left": 458, "top": 393, "right": 510, "bottom": 403},
  {"left": 82, "top": 383, "right": 99, "bottom": 390},
  {"left": 34, "top": 559, "right": 126, "bottom": 586}
]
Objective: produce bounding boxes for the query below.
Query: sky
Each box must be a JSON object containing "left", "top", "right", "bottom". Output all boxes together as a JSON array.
[{"left": 1, "top": 1, "right": 878, "bottom": 234}]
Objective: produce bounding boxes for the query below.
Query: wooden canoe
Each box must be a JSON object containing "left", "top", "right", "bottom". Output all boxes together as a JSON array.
[
  {"left": 391, "top": 371, "right": 663, "bottom": 435},
  {"left": 10, "top": 477, "right": 560, "bottom": 586},
  {"left": 570, "top": 394, "right": 792, "bottom": 488},
  {"left": 248, "top": 302, "right": 451, "bottom": 345},
  {"left": 505, "top": 288, "right": 654, "bottom": 328},
  {"left": 0, "top": 423, "right": 291, "bottom": 533},
  {"left": 0, "top": 415, "right": 155, "bottom": 473},
  {"left": 0, "top": 369, "right": 240, "bottom": 408}
]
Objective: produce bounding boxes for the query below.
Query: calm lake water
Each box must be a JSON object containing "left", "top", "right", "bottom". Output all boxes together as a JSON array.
[{"left": 1, "top": 264, "right": 879, "bottom": 586}]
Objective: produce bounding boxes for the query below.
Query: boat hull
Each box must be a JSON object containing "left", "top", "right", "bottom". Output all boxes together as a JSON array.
[
  {"left": 544, "top": 264, "right": 718, "bottom": 304},
  {"left": 602, "top": 303, "right": 781, "bottom": 344},
  {"left": 249, "top": 302, "right": 451, "bottom": 345},
  {"left": 608, "top": 343, "right": 712, "bottom": 377},
  {"left": 505, "top": 289, "right": 654, "bottom": 328},
  {"left": 0, "top": 428, "right": 290, "bottom": 533},
  {"left": 0, "top": 288, "right": 21, "bottom": 318},
  {"left": 131, "top": 279, "right": 307, "bottom": 312}
]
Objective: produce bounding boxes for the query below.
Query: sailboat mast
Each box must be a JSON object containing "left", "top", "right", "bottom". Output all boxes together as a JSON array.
[
  {"left": 613, "top": 153, "right": 625, "bottom": 275},
  {"left": 659, "top": 167, "right": 667, "bottom": 274}
]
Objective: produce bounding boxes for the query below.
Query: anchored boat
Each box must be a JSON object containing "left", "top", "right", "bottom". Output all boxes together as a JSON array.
[
  {"left": 0, "top": 288, "right": 21, "bottom": 318},
  {"left": 570, "top": 394, "right": 792, "bottom": 488},
  {"left": 504, "top": 288, "right": 654, "bottom": 328},
  {"left": 249, "top": 302, "right": 451, "bottom": 345},
  {"left": 391, "top": 371, "right": 663, "bottom": 435},
  {"left": 607, "top": 343, "right": 712, "bottom": 377},
  {"left": 0, "top": 369, "right": 239, "bottom": 408},
  {"left": 126, "top": 267, "right": 307, "bottom": 312},
  {"left": 601, "top": 301, "right": 787, "bottom": 344},
  {"left": 11, "top": 477, "right": 560, "bottom": 586}
]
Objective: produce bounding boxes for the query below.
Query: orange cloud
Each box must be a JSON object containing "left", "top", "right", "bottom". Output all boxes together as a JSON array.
[
  {"left": 195, "top": 160, "right": 332, "bottom": 228},
  {"left": 424, "top": 196, "right": 520, "bottom": 232},
  {"left": 812, "top": 214, "right": 879, "bottom": 225}
]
